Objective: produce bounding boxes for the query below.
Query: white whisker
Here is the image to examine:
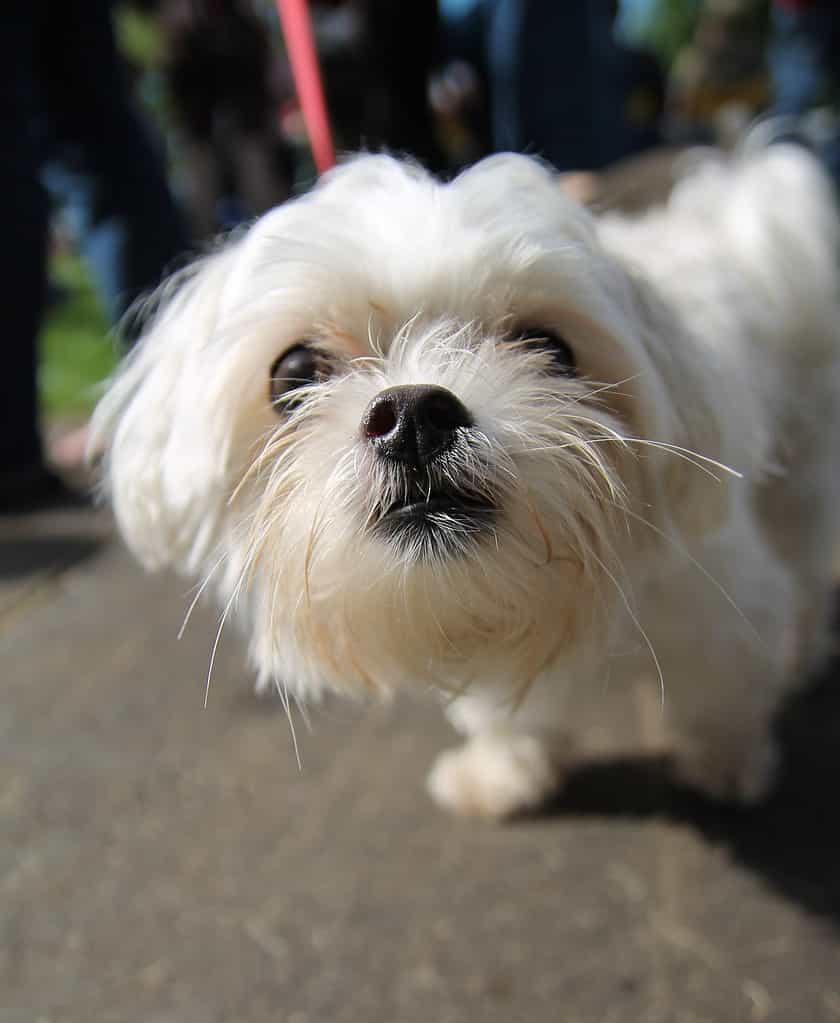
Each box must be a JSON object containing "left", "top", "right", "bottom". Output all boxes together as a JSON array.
[
  {"left": 588, "top": 547, "right": 666, "bottom": 714},
  {"left": 178, "top": 550, "right": 227, "bottom": 640},
  {"left": 203, "top": 558, "right": 250, "bottom": 708},
  {"left": 204, "top": 598, "right": 232, "bottom": 709},
  {"left": 574, "top": 372, "right": 644, "bottom": 405},
  {"left": 531, "top": 430, "right": 741, "bottom": 483},
  {"left": 275, "top": 676, "right": 302, "bottom": 770},
  {"left": 612, "top": 503, "right": 762, "bottom": 644}
]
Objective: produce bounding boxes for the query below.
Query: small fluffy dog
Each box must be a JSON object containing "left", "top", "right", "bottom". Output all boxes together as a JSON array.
[{"left": 92, "top": 146, "right": 840, "bottom": 817}]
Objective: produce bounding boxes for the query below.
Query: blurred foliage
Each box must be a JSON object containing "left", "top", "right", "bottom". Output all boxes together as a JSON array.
[
  {"left": 39, "top": 5, "right": 159, "bottom": 418},
  {"left": 40, "top": 252, "right": 116, "bottom": 415},
  {"left": 635, "top": 0, "right": 701, "bottom": 66},
  {"left": 114, "top": 3, "right": 165, "bottom": 70}
]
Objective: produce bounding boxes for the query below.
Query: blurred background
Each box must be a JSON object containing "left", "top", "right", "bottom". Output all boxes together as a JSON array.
[
  {"left": 4, "top": 2, "right": 840, "bottom": 1020},
  {"left": 28, "top": 0, "right": 840, "bottom": 477}
]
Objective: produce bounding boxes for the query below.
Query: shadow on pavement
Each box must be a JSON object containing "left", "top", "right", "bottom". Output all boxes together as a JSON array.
[
  {"left": 0, "top": 535, "right": 103, "bottom": 580},
  {"left": 540, "top": 659, "right": 840, "bottom": 926}
]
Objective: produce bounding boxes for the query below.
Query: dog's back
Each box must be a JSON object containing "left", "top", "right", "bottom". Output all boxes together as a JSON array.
[{"left": 602, "top": 143, "right": 840, "bottom": 674}]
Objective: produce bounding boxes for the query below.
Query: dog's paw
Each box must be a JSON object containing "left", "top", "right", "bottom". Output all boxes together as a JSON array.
[
  {"left": 672, "top": 734, "right": 779, "bottom": 805},
  {"left": 426, "top": 733, "right": 561, "bottom": 818}
]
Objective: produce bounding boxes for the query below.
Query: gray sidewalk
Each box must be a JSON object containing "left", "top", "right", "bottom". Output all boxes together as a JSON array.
[{"left": 2, "top": 505, "right": 840, "bottom": 1022}]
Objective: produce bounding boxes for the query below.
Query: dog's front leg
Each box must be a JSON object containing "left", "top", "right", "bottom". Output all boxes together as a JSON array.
[{"left": 426, "top": 686, "right": 573, "bottom": 818}]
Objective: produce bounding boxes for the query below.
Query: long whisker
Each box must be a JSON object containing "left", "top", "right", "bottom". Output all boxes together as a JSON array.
[
  {"left": 204, "top": 590, "right": 235, "bottom": 709},
  {"left": 178, "top": 549, "right": 228, "bottom": 640},
  {"left": 530, "top": 432, "right": 741, "bottom": 483},
  {"left": 572, "top": 372, "right": 644, "bottom": 406},
  {"left": 588, "top": 436, "right": 722, "bottom": 481},
  {"left": 588, "top": 547, "right": 666, "bottom": 714},
  {"left": 227, "top": 425, "right": 297, "bottom": 507},
  {"left": 203, "top": 554, "right": 252, "bottom": 708},
  {"left": 625, "top": 437, "right": 742, "bottom": 479},
  {"left": 612, "top": 502, "right": 762, "bottom": 643},
  {"left": 275, "top": 676, "right": 302, "bottom": 770},
  {"left": 561, "top": 414, "right": 744, "bottom": 479}
]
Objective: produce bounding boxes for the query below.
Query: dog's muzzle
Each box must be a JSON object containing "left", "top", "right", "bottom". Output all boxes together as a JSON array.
[{"left": 361, "top": 384, "right": 496, "bottom": 555}]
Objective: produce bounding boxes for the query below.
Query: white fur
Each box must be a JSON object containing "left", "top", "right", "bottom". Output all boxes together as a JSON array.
[{"left": 92, "top": 146, "right": 840, "bottom": 816}]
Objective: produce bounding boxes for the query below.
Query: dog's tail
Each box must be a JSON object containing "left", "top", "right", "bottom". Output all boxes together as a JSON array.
[{"left": 673, "top": 142, "right": 840, "bottom": 359}]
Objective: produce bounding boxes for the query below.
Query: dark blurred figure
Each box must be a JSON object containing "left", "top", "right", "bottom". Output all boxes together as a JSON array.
[
  {"left": 310, "top": 0, "right": 445, "bottom": 172},
  {"left": 431, "top": 0, "right": 493, "bottom": 166},
  {"left": 159, "top": 0, "right": 292, "bottom": 235},
  {"left": 486, "top": 0, "right": 642, "bottom": 169},
  {"left": 616, "top": 9, "right": 668, "bottom": 157},
  {"left": 666, "top": 0, "right": 769, "bottom": 145},
  {"left": 361, "top": 0, "right": 444, "bottom": 170},
  {"left": 1, "top": 0, "right": 189, "bottom": 511},
  {"left": 436, "top": 0, "right": 663, "bottom": 173},
  {"left": 768, "top": 0, "right": 840, "bottom": 186}
]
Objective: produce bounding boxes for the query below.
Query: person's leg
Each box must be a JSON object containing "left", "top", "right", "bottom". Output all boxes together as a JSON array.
[
  {"left": 176, "top": 136, "right": 222, "bottom": 239},
  {"left": 0, "top": 7, "right": 50, "bottom": 482},
  {"left": 769, "top": 5, "right": 831, "bottom": 117},
  {"left": 485, "top": 0, "right": 631, "bottom": 171},
  {"left": 363, "top": 0, "right": 445, "bottom": 171},
  {"left": 229, "top": 131, "right": 289, "bottom": 220},
  {"left": 40, "top": 0, "right": 189, "bottom": 337},
  {"left": 484, "top": 0, "right": 526, "bottom": 156},
  {"left": 768, "top": 2, "right": 840, "bottom": 186},
  {"left": 486, "top": 0, "right": 603, "bottom": 169}
]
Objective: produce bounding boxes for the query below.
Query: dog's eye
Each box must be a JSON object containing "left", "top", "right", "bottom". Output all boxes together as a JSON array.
[
  {"left": 270, "top": 344, "right": 331, "bottom": 411},
  {"left": 510, "top": 327, "right": 576, "bottom": 376}
]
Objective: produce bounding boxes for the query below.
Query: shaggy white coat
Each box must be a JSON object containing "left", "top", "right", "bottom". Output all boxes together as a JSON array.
[{"left": 92, "top": 146, "right": 840, "bottom": 816}]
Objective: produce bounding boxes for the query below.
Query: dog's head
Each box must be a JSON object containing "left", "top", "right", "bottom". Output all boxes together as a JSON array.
[{"left": 92, "top": 154, "right": 730, "bottom": 698}]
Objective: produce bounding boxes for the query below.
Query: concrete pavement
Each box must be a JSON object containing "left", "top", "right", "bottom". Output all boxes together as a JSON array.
[{"left": 2, "top": 504, "right": 840, "bottom": 1022}]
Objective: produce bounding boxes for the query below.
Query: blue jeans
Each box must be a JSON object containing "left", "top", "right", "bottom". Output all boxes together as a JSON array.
[
  {"left": 1, "top": 1, "right": 188, "bottom": 474},
  {"left": 441, "top": 0, "right": 641, "bottom": 171},
  {"left": 769, "top": 3, "right": 840, "bottom": 186}
]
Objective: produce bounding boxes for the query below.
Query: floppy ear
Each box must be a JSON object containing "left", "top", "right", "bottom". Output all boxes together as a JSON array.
[{"left": 91, "top": 244, "right": 245, "bottom": 572}]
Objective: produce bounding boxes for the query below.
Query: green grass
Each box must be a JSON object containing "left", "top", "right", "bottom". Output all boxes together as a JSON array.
[{"left": 40, "top": 251, "right": 118, "bottom": 416}]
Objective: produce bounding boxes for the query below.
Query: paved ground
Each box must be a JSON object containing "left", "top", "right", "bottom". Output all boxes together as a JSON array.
[{"left": 2, "top": 502, "right": 840, "bottom": 1023}]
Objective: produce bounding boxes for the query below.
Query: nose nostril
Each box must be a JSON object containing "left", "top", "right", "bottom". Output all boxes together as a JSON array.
[
  {"left": 421, "top": 393, "right": 471, "bottom": 433},
  {"left": 362, "top": 384, "right": 472, "bottom": 467},
  {"left": 364, "top": 399, "right": 398, "bottom": 439}
]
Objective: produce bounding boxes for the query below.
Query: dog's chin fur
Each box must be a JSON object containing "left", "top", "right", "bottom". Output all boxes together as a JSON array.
[{"left": 92, "top": 146, "right": 840, "bottom": 817}]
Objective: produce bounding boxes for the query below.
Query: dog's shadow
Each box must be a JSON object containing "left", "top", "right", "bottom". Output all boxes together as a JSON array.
[
  {"left": 539, "top": 656, "right": 840, "bottom": 924},
  {"left": 0, "top": 535, "right": 103, "bottom": 580}
]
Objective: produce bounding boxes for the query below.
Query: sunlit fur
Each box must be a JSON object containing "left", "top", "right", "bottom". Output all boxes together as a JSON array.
[{"left": 92, "top": 146, "right": 840, "bottom": 816}]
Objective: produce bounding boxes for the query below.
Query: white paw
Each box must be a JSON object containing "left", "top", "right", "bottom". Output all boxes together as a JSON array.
[
  {"left": 672, "top": 734, "right": 779, "bottom": 805},
  {"left": 426, "top": 733, "right": 561, "bottom": 819}
]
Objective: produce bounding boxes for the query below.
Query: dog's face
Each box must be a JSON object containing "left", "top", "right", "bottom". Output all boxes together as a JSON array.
[{"left": 93, "top": 154, "right": 726, "bottom": 699}]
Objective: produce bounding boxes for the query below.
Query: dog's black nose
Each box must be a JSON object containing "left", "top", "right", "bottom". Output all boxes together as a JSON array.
[{"left": 362, "top": 385, "right": 472, "bottom": 468}]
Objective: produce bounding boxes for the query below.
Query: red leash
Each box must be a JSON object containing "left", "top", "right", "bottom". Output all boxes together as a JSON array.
[{"left": 275, "top": 0, "right": 336, "bottom": 175}]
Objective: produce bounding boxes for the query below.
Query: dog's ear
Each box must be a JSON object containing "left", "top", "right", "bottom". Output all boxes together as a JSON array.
[{"left": 91, "top": 244, "right": 244, "bottom": 572}]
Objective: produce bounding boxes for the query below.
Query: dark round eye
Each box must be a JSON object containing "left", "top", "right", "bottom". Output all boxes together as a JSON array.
[
  {"left": 512, "top": 327, "right": 576, "bottom": 376},
  {"left": 269, "top": 344, "right": 331, "bottom": 412}
]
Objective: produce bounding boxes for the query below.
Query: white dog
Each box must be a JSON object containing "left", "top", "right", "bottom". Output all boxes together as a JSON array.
[{"left": 92, "top": 145, "right": 840, "bottom": 817}]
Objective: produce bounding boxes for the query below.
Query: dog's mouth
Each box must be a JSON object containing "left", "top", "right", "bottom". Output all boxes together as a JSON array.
[
  {"left": 373, "top": 484, "right": 496, "bottom": 556},
  {"left": 382, "top": 492, "right": 492, "bottom": 521}
]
